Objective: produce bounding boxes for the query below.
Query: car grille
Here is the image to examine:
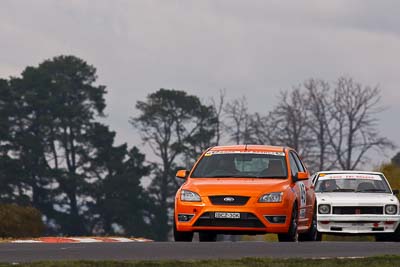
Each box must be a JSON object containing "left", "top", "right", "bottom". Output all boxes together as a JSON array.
[
  {"left": 332, "top": 206, "right": 383, "bottom": 215},
  {"left": 209, "top": 195, "right": 250, "bottom": 206},
  {"left": 193, "top": 212, "right": 265, "bottom": 228}
]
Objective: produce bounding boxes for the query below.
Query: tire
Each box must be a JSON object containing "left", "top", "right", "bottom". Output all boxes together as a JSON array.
[
  {"left": 278, "top": 205, "right": 299, "bottom": 242},
  {"left": 375, "top": 234, "right": 390, "bottom": 242},
  {"left": 298, "top": 208, "right": 321, "bottom": 241},
  {"left": 389, "top": 224, "right": 400, "bottom": 242},
  {"left": 173, "top": 219, "right": 193, "bottom": 242},
  {"left": 199, "top": 231, "right": 217, "bottom": 242},
  {"left": 375, "top": 224, "right": 400, "bottom": 242},
  {"left": 390, "top": 224, "right": 400, "bottom": 242}
]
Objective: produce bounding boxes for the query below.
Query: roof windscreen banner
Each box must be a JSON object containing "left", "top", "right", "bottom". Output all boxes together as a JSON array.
[
  {"left": 205, "top": 151, "right": 285, "bottom": 156},
  {"left": 318, "top": 174, "right": 381, "bottom": 181}
]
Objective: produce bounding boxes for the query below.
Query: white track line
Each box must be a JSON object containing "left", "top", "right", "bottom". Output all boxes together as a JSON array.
[
  {"left": 12, "top": 240, "right": 42, "bottom": 243},
  {"left": 68, "top": 238, "right": 102, "bottom": 243},
  {"left": 10, "top": 237, "right": 153, "bottom": 243},
  {"left": 108, "top": 237, "right": 136, "bottom": 242}
]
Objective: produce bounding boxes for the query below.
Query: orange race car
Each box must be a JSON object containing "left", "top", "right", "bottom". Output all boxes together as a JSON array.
[{"left": 174, "top": 145, "right": 318, "bottom": 242}]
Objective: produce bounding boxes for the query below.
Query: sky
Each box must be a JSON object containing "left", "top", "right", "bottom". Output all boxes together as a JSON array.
[{"left": 1, "top": 0, "right": 399, "bottom": 167}]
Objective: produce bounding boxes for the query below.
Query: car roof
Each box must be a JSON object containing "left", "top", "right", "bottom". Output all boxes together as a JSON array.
[
  {"left": 315, "top": 170, "right": 383, "bottom": 175},
  {"left": 208, "top": 145, "right": 286, "bottom": 153}
]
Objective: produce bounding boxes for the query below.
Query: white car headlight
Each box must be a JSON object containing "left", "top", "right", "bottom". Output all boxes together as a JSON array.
[
  {"left": 259, "top": 192, "right": 283, "bottom": 203},
  {"left": 180, "top": 190, "right": 201, "bottom": 202},
  {"left": 318, "top": 204, "right": 331, "bottom": 214},
  {"left": 385, "top": 205, "right": 397, "bottom": 215}
]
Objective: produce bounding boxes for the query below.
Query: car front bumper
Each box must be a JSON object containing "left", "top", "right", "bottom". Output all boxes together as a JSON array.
[
  {"left": 175, "top": 197, "right": 293, "bottom": 234},
  {"left": 317, "top": 214, "right": 400, "bottom": 234}
]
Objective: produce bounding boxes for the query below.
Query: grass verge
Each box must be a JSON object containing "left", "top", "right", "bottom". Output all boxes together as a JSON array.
[{"left": 1, "top": 256, "right": 399, "bottom": 267}]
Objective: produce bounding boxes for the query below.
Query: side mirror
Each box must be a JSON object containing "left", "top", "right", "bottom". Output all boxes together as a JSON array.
[
  {"left": 293, "top": 171, "right": 308, "bottom": 182},
  {"left": 393, "top": 189, "right": 399, "bottom": 195},
  {"left": 176, "top": 170, "right": 188, "bottom": 179}
]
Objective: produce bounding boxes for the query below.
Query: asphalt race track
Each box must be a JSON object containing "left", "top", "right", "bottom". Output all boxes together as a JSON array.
[{"left": 1, "top": 242, "right": 400, "bottom": 262}]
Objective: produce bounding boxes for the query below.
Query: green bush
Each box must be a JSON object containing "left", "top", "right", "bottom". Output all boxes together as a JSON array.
[
  {"left": 0, "top": 204, "right": 44, "bottom": 238},
  {"left": 379, "top": 163, "right": 400, "bottom": 191}
]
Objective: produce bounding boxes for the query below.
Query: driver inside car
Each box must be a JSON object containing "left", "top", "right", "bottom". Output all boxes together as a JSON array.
[
  {"left": 322, "top": 179, "right": 339, "bottom": 192},
  {"left": 216, "top": 156, "right": 239, "bottom": 174}
]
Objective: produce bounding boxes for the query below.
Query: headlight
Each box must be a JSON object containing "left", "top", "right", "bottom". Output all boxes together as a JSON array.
[
  {"left": 259, "top": 192, "right": 283, "bottom": 203},
  {"left": 318, "top": 204, "right": 331, "bottom": 214},
  {"left": 385, "top": 205, "right": 397, "bottom": 215},
  {"left": 180, "top": 190, "right": 201, "bottom": 202}
]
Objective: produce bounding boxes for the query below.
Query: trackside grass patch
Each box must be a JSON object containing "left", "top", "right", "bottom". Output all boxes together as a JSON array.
[{"left": 1, "top": 256, "right": 400, "bottom": 267}]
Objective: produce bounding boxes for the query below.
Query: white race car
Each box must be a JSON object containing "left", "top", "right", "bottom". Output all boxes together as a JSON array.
[{"left": 312, "top": 171, "right": 400, "bottom": 241}]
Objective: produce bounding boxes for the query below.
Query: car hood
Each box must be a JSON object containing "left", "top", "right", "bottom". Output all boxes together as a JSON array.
[
  {"left": 316, "top": 192, "right": 399, "bottom": 205},
  {"left": 184, "top": 178, "right": 290, "bottom": 196}
]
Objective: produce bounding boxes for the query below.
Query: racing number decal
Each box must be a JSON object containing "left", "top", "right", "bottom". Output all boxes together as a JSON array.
[
  {"left": 298, "top": 182, "right": 307, "bottom": 219},
  {"left": 299, "top": 182, "right": 306, "bottom": 207}
]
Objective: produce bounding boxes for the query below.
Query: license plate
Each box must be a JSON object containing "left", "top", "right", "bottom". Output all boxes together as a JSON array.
[
  {"left": 351, "top": 223, "right": 365, "bottom": 226},
  {"left": 215, "top": 212, "right": 240, "bottom": 219}
]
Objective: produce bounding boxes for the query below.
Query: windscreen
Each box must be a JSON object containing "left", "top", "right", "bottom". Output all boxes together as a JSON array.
[
  {"left": 315, "top": 173, "right": 391, "bottom": 193},
  {"left": 191, "top": 151, "right": 287, "bottom": 178}
]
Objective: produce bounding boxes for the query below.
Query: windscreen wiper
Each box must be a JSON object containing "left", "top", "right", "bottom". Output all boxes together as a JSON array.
[
  {"left": 255, "top": 176, "right": 287, "bottom": 179},
  {"left": 356, "top": 188, "right": 387, "bottom": 193},
  {"left": 321, "top": 189, "right": 355, "bottom": 192},
  {"left": 205, "top": 175, "right": 239, "bottom": 178},
  {"left": 331, "top": 188, "right": 355, "bottom": 192},
  {"left": 205, "top": 175, "right": 263, "bottom": 178}
]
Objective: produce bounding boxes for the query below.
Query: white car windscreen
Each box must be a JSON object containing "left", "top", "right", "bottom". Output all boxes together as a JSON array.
[{"left": 315, "top": 174, "right": 391, "bottom": 193}]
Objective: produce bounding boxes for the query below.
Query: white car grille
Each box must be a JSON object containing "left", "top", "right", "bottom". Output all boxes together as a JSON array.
[{"left": 332, "top": 206, "right": 383, "bottom": 215}]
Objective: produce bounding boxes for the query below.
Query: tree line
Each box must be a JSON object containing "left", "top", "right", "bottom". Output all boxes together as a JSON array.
[{"left": 0, "top": 55, "right": 395, "bottom": 240}]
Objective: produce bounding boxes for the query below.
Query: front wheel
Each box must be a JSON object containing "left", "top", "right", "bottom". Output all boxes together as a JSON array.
[
  {"left": 174, "top": 219, "right": 193, "bottom": 242},
  {"left": 375, "top": 234, "right": 390, "bottom": 242},
  {"left": 199, "top": 231, "right": 217, "bottom": 242},
  {"left": 298, "top": 208, "right": 321, "bottom": 241},
  {"left": 375, "top": 224, "right": 400, "bottom": 242},
  {"left": 278, "top": 205, "right": 298, "bottom": 242}
]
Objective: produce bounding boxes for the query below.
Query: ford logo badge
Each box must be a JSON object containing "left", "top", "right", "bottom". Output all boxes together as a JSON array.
[{"left": 224, "top": 197, "right": 235, "bottom": 202}]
